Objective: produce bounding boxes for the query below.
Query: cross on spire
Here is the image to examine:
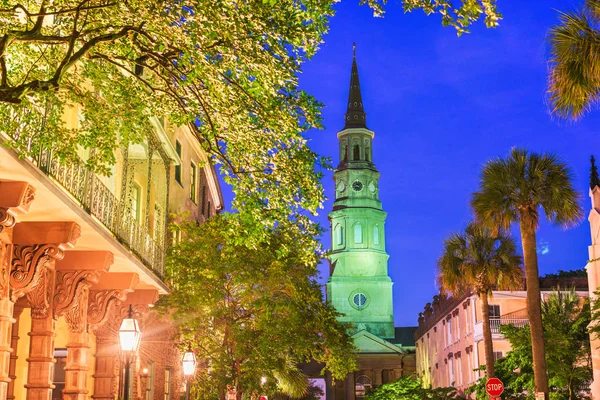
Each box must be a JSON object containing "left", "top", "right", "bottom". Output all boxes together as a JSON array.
[{"left": 344, "top": 44, "right": 367, "bottom": 129}]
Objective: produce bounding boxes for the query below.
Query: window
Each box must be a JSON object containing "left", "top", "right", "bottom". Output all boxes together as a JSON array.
[
  {"left": 353, "top": 293, "right": 367, "bottom": 308},
  {"left": 354, "top": 223, "right": 363, "bottom": 244},
  {"left": 52, "top": 348, "right": 67, "bottom": 400},
  {"left": 207, "top": 201, "right": 211, "bottom": 218},
  {"left": 131, "top": 183, "right": 142, "bottom": 222},
  {"left": 190, "top": 162, "right": 197, "bottom": 203},
  {"left": 365, "top": 146, "right": 370, "bottom": 162},
  {"left": 493, "top": 351, "right": 503, "bottom": 361},
  {"left": 175, "top": 141, "right": 182, "bottom": 185},
  {"left": 201, "top": 185, "right": 207, "bottom": 216},
  {"left": 164, "top": 368, "right": 172, "bottom": 400},
  {"left": 449, "top": 357, "right": 455, "bottom": 385},
  {"left": 488, "top": 305, "right": 501, "bottom": 319},
  {"left": 353, "top": 145, "right": 360, "bottom": 160},
  {"left": 335, "top": 224, "right": 344, "bottom": 245},
  {"left": 172, "top": 230, "right": 182, "bottom": 246},
  {"left": 145, "top": 361, "right": 155, "bottom": 400},
  {"left": 373, "top": 225, "right": 379, "bottom": 245},
  {"left": 355, "top": 375, "right": 371, "bottom": 399},
  {"left": 456, "top": 356, "right": 462, "bottom": 385},
  {"left": 447, "top": 318, "right": 453, "bottom": 345},
  {"left": 466, "top": 352, "right": 472, "bottom": 383},
  {"left": 455, "top": 312, "right": 460, "bottom": 339}
]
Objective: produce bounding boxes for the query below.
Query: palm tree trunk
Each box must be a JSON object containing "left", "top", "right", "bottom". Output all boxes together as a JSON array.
[
  {"left": 480, "top": 294, "right": 495, "bottom": 379},
  {"left": 519, "top": 214, "right": 549, "bottom": 397}
]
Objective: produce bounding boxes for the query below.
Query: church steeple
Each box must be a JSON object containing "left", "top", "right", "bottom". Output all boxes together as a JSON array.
[
  {"left": 344, "top": 44, "right": 367, "bottom": 129},
  {"left": 328, "top": 44, "right": 394, "bottom": 340}
]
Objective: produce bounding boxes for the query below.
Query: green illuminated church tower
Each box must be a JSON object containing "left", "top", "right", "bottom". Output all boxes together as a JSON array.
[{"left": 327, "top": 47, "right": 395, "bottom": 340}]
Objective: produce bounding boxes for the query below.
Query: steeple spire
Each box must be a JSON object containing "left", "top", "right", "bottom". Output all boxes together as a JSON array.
[
  {"left": 344, "top": 43, "right": 367, "bottom": 129},
  {"left": 591, "top": 155, "right": 600, "bottom": 189}
]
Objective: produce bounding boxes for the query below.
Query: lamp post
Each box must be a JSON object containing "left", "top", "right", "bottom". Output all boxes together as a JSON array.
[
  {"left": 119, "top": 305, "right": 142, "bottom": 400},
  {"left": 182, "top": 346, "right": 197, "bottom": 400}
]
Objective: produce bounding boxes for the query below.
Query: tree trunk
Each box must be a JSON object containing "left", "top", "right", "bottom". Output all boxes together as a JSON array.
[
  {"left": 480, "top": 293, "right": 495, "bottom": 379},
  {"left": 519, "top": 215, "right": 549, "bottom": 398}
]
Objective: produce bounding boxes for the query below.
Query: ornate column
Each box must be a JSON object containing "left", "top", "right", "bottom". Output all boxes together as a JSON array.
[
  {"left": 25, "top": 268, "right": 57, "bottom": 400},
  {"left": 0, "top": 181, "right": 35, "bottom": 400},
  {"left": 53, "top": 251, "right": 113, "bottom": 400},
  {"left": 89, "top": 290, "right": 129, "bottom": 400},
  {"left": 10, "top": 221, "right": 80, "bottom": 400},
  {"left": 89, "top": 274, "right": 139, "bottom": 400},
  {"left": 54, "top": 269, "right": 100, "bottom": 400},
  {"left": 7, "top": 306, "right": 23, "bottom": 400}
]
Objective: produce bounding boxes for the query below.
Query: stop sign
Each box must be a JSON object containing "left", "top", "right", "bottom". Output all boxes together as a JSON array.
[{"left": 486, "top": 377, "right": 504, "bottom": 397}]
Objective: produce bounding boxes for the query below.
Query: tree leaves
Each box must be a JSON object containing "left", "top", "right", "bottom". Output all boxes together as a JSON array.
[{"left": 159, "top": 213, "right": 357, "bottom": 399}]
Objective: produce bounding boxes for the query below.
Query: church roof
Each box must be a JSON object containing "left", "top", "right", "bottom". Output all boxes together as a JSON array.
[
  {"left": 344, "top": 44, "right": 367, "bottom": 129},
  {"left": 351, "top": 330, "right": 408, "bottom": 354}
]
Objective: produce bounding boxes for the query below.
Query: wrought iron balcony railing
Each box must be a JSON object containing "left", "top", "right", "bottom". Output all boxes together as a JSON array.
[
  {"left": 5, "top": 133, "right": 166, "bottom": 279},
  {"left": 474, "top": 318, "right": 529, "bottom": 341}
]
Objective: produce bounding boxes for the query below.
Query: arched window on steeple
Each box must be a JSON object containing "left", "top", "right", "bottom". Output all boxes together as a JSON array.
[
  {"left": 335, "top": 224, "right": 344, "bottom": 246},
  {"left": 365, "top": 146, "right": 370, "bottom": 162},
  {"left": 354, "top": 223, "right": 363, "bottom": 244},
  {"left": 373, "top": 225, "right": 379, "bottom": 246},
  {"left": 342, "top": 145, "right": 348, "bottom": 161},
  {"left": 353, "top": 145, "right": 360, "bottom": 161}
]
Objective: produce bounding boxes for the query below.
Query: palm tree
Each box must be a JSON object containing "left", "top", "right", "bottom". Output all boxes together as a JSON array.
[
  {"left": 437, "top": 222, "right": 523, "bottom": 379},
  {"left": 548, "top": 0, "right": 600, "bottom": 119},
  {"left": 471, "top": 148, "right": 583, "bottom": 397}
]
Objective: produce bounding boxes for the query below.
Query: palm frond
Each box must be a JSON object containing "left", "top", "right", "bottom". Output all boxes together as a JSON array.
[
  {"left": 437, "top": 222, "right": 523, "bottom": 297},
  {"left": 273, "top": 367, "right": 309, "bottom": 399},
  {"left": 548, "top": 9, "right": 600, "bottom": 119},
  {"left": 472, "top": 148, "right": 583, "bottom": 231}
]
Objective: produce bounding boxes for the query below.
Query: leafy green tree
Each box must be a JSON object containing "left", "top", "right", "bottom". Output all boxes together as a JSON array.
[
  {"left": 160, "top": 213, "right": 357, "bottom": 400},
  {"left": 0, "top": 0, "right": 503, "bottom": 267},
  {"left": 467, "top": 289, "right": 591, "bottom": 400},
  {"left": 471, "top": 148, "right": 583, "bottom": 397},
  {"left": 365, "top": 376, "right": 466, "bottom": 400},
  {"left": 548, "top": 0, "right": 600, "bottom": 119},
  {"left": 437, "top": 222, "right": 523, "bottom": 379}
]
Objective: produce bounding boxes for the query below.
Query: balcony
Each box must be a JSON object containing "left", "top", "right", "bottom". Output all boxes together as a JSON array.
[
  {"left": 3, "top": 128, "right": 171, "bottom": 280},
  {"left": 473, "top": 318, "right": 529, "bottom": 342}
]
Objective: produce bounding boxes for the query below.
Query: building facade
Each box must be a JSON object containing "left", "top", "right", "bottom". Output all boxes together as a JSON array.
[
  {"left": 325, "top": 48, "right": 416, "bottom": 400},
  {"left": 0, "top": 107, "right": 222, "bottom": 399},
  {"left": 415, "top": 280, "right": 588, "bottom": 395},
  {"left": 586, "top": 156, "right": 600, "bottom": 399}
]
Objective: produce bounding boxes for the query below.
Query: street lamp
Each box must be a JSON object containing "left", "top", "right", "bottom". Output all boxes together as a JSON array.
[
  {"left": 119, "top": 305, "right": 142, "bottom": 400},
  {"left": 182, "top": 346, "right": 197, "bottom": 400}
]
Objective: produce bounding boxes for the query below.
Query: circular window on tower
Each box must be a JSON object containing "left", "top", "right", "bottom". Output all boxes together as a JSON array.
[
  {"left": 349, "top": 289, "right": 370, "bottom": 310},
  {"left": 354, "top": 293, "right": 367, "bottom": 307}
]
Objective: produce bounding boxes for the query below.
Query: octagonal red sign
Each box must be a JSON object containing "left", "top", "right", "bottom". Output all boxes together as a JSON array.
[{"left": 485, "top": 378, "right": 504, "bottom": 397}]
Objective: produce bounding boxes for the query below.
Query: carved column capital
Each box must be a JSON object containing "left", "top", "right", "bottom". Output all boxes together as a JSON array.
[
  {"left": 26, "top": 268, "right": 55, "bottom": 319},
  {"left": 10, "top": 243, "right": 63, "bottom": 301},
  {"left": 53, "top": 270, "right": 100, "bottom": 329},
  {"left": 88, "top": 289, "right": 129, "bottom": 331}
]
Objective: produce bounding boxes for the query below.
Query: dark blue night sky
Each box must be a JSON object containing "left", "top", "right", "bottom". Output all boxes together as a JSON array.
[{"left": 224, "top": 0, "right": 600, "bottom": 327}]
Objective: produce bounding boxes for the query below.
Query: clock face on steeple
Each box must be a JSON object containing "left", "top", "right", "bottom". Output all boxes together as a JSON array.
[
  {"left": 337, "top": 181, "right": 346, "bottom": 193},
  {"left": 352, "top": 180, "right": 363, "bottom": 192}
]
